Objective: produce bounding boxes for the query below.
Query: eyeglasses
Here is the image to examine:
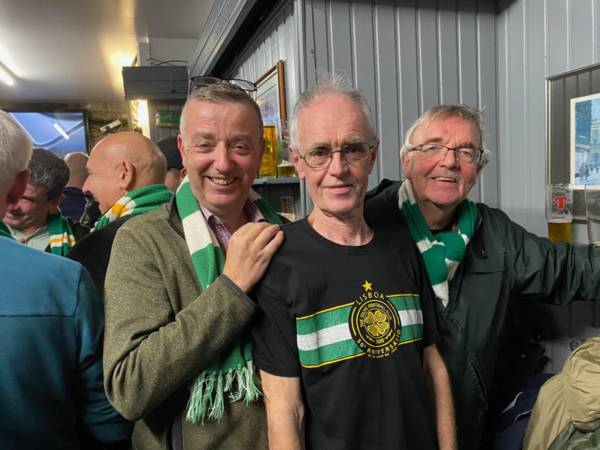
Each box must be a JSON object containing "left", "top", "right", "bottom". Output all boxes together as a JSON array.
[
  {"left": 298, "top": 143, "right": 374, "bottom": 169},
  {"left": 188, "top": 76, "right": 256, "bottom": 97},
  {"left": 407, "top": 143, "right": 483, "bottom": 164}
]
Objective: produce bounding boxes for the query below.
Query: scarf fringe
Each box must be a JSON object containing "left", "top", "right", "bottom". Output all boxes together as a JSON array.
[
  {"left": 177, "top": 176, "right": 281, "bottom": 425},
  {"left": 186, "top": 362, "right": 261, "bottom": 424}
]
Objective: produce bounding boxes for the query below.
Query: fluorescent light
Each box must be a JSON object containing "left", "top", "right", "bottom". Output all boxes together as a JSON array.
[
  {"left": 0, "top": 61, "right": 14, "bottom": 86},
  {"left": 135, "top": 100, "right": 150, "bottom": 137},
  {"left": 53, "top": 123, "right": 69, "bottom": 140}
]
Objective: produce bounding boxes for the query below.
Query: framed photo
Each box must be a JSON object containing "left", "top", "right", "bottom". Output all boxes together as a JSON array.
[
  {"left": 254, "top": 60, "right": 287, "bottom": 137},
  {"left": 254, "top": 60, "right": 291, "bottom": 177},
  {"left": 546, "top": 63, "right": 600, "bottom": 218},
  {"left": 571, "top": 92, "right": 600, "bottom": 186}
]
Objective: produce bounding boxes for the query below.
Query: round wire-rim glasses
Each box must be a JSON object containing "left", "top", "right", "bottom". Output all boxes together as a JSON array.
[
  {"left": 407, "top": 143, "right": 483, "bottom": 164},
  {"left": 298, "top": 143, "right": 375, "bottom": 169}
]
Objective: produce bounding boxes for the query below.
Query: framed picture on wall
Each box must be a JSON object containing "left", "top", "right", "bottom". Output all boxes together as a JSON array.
[
  {"left": 254, "top": 60, "right": 291, "bottom": 177},
  {"left": 546, "top": 62, "right": 600, "bottom": 218},
  {"left": 570, "top": 92, "right": 600, "bottom": 186}
]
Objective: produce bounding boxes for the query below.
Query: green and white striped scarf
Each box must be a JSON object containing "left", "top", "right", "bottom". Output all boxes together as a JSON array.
[
  {"left": 0, "top": 222, "right": 12, "bottom": 239},
  {"left": 94, "top": 184, "right": 172, "bottom": 230},
  {"left": 398, "top": 180, "right": 477, "bottom": 307},
  {"left": 47, "top": 213, "right": 76, "bottom": 256},
  {"left": 0, "top": 216, "right": 74, "bottom": 255},
  {"left": 175, "top": 175, "right": 283, "bottom": 424}
]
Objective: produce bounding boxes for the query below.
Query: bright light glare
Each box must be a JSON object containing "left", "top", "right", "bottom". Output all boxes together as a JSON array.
[
  {"left": 0, "top": 63, "right": 14, "bottom": 86},
  {"left": 135, "top": 100, "right": 150, "bottom": 137},
  {"left": 53, "top": 123, "right": 70, "bottom": 140}
]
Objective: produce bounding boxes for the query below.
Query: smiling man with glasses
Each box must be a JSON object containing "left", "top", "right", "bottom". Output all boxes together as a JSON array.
[
  {"left": 365, "top": 104, "right": 600, "bottom": 450},
  {"left": 251, "top": 78, "right": 456, "bottom": 450}
]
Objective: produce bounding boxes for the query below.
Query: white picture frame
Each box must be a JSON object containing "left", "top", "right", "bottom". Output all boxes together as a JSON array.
[{"left": 570, "top": 92, "right": 600, "bottom": 186}]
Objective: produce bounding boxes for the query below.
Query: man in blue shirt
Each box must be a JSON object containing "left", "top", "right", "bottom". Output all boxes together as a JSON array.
[{"left": 0, "top": 109, "right": 131, "bottom": 449}]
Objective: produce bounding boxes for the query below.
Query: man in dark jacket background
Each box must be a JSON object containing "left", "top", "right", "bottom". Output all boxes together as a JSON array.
[
  {"left": 365, "top": 104, "right": 600, "bottom": 450},
  {"left": 61, "top": 151, "right": 89, "bottom": 221}
]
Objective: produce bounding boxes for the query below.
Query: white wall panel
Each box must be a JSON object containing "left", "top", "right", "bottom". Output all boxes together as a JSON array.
[{"left": 225, "top": 0, "right": 299, "bottom": 112}]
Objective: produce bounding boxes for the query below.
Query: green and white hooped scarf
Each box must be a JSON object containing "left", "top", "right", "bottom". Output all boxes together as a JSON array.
[
  {"left": 47, "top": 213, "right": 76, "bottom": 256},
  {"left": 0, "top": 221, "right": 15, "bottom": 240},
  {"left": 398, "top": 180, "right": 477, "bottom": 307},
  {"left": 0, "top": 216, "right": 74, "bottom": 255},
  {"left": 175, "top": 175, "right": 283, "bottom": 424},
  {"left": 94, "top": 184, "right": 172, "bottom": 230},
  {"left": 0, "top": 222, "right": 12, "bottom": 240}
]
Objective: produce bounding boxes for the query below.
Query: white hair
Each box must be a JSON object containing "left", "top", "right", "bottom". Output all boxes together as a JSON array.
[
  {"left": 0, "top": 110, "right": 33, "bottom": 189},
  {"left": 400, "top": 104, "right": 491, "bottom": 164},
  {"left": 288, "top": 73, "right": 377, "bottom": 148}
]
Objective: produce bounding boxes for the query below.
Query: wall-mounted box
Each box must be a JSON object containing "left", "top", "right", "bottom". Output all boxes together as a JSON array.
[{"left": 122, "top": 66, "right": 188, "bottom": 101}]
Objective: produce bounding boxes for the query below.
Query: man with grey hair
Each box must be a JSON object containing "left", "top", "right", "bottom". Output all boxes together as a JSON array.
[
  {"left": 102, "top": 81, "right": 284, "bottom": 449},
  {"left": 0, "top": 110, "right": 131, "bottom": 448},
  {"left": 365, "top": 104, "right": 600, "bottom": 449},
  {"left": 3, "top": 147, "right": 87, "bottom": 255},
  {"left": 252, "top": 79, "right": 456, "bottom": 450}
]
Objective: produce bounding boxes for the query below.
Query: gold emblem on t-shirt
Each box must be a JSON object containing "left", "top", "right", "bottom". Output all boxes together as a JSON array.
[{"left": 349, "top": 281, "right": 402, "bottom": 359}]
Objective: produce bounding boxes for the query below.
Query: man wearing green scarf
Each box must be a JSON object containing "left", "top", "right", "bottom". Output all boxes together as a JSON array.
[
  {"left": 365, "top": 105, "right": 600, "bottom": 450},
  {"left": 2, "top": 148, "right": 87, "bottom": 256},
  {"left": 103, "top": 82, "right": 284, "bottom": 449},
  {"left": 68, "top": 131, "right": 172, "bottom": 295}
]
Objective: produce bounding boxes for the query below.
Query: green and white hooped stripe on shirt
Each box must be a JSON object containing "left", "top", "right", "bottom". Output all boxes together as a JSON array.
[{"left": 296, "top": 294, "right": 423, "bottom": 368}]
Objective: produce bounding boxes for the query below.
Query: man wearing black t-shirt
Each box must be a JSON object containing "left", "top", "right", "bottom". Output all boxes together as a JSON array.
[{"left": 251, "top": 78, "right": 456, "bottom": 450}]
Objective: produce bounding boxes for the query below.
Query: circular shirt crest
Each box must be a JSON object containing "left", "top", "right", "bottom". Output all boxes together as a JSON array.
[{"left": 349, "top": 286, "right": 402, "bottom": 359}]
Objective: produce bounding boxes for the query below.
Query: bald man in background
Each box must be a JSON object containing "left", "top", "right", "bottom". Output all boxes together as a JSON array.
[
  {"left": 60, "top": 152, "right": 89, "bottom": 221},
  {"left": 68, "top": 132, "right": 172, "bottom": 294}
]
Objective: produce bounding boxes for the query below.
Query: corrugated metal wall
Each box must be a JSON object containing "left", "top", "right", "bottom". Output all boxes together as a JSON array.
[
  {"left": 224, "top": 0, "right": 307, "bottom": 213},
  {"left": 497, "top": 0, "right": 600, "bottom": 371},
  {"left": 225, "top": 0, "right": 299, "bottom": 112},
  {"left": 299, "top": 0, "right": 499, "bottom": 204},
  {"left": 497, "top": 0, "right": 600, "bottom": 234},
  {"left": 222, "top": 0, "right": 600, "bottom": 368},
  {"left": 225, "top": 0, "right": 499, "bottom": 205}
]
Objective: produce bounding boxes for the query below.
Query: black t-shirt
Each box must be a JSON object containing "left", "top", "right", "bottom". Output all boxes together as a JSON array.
[{"left": 251, "top": 218, "right": 439, "bottom": 450}]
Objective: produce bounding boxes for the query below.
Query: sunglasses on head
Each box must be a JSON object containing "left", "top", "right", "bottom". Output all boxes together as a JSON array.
[{"left": 187, "top": 76, "right": 256, "bottom": 97}]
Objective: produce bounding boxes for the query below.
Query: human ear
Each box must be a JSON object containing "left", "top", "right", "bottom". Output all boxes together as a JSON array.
[
  {"left": 256, "top": 137, "right": 266, "bottom": 172},
  {"left": 367, "top": 139, "right": 379, "bottom": 174},
  {"left": 177, "top": 134, "right": 188, "bottom": 169},
  {"left": 400, "top": 151, "right": 411, "bottom": 177},
  {"left": 119, "top": 160, "right": 135, "bottom": 191},
  {"left": 48, "top": 194, "right": 65, "bottom": 213},
  {"left": 289, "top": 147, "right": 305, "bottom": 179}
]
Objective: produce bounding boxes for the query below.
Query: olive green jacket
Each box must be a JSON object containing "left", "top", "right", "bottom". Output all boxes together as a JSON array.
[
  {"left": 365, "top": 180, "right": 600, "bottom": 450},
  {"left": 103, "top": 202, "right": 267, "bottom": 450}
]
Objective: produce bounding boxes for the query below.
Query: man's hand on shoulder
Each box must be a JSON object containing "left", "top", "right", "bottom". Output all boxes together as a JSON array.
[{"left": 223, "top": 222, "right": 284, "bottom": 293}]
